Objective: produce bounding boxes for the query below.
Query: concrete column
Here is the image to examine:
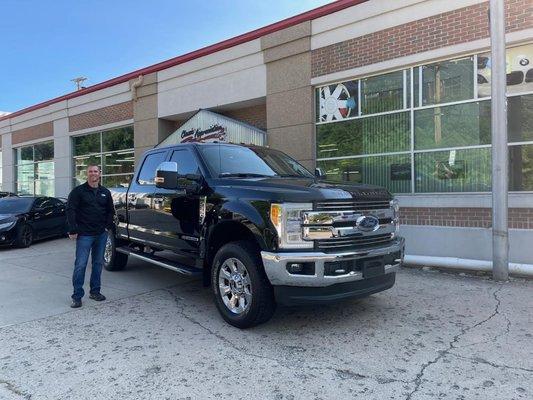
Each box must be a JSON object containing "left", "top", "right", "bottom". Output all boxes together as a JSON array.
[
  {"left": 262, "top": 22, "right": 314, "bottom": 169},
  {"left": 53, "top": 118, "right": 72, "bottom": 197},
  {"left": 1, "top": 133, "right": 14, "bottom": 192}
]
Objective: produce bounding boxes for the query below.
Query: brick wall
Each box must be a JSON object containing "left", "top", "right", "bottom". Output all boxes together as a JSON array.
[
  {"left": 312, "top": 0, "right": 533, "bottom": 78},
  {"left": 400, "top": 207, "right": 533, "bottom": 229},
  {"left": 219, "top": 104, "right": 267, "bottom": 131},
  {"left": 11, "top": 121, "right": 54, "bottom": 145},
  {"left": 69, "top": 101, "right": 133, "bottom": 132}
]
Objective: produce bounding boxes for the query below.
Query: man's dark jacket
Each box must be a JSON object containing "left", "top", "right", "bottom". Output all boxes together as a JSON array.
[{"left": 66, "top": 182, "right": 115, "bottom": 235}]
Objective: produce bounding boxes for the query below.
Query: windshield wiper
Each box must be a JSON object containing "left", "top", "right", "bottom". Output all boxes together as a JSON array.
[
  {"left": 276, "top": 174, "right": 309, "bottom": 178},
  {"left": 219, "top": 173, "right": 274, "bottom": 178}
]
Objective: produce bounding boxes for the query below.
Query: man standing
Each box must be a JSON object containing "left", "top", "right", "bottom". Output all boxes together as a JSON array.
[{"left": 66, "top": 165, "right": 115, "bottom": 308}]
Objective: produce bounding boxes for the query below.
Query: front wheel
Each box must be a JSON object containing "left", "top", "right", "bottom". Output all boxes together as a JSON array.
[
  {"left": 16, "top": 224, "right": 33, "bottom": 248},
  {"left": 211, "top": 241, "right": 276, "bottom": 329},
  {"left": 103, "top": 233, "right": 128, "bottom": 271}
]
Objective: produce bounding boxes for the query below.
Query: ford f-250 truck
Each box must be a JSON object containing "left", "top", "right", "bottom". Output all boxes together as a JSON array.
[{"left": 105, "top": 142, "right": 404, "bottom": 328}]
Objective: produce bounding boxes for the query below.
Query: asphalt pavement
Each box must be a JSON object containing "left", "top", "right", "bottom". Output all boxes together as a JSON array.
[{"left": 0, "top": 238, "right": 532, "bottom": 400}]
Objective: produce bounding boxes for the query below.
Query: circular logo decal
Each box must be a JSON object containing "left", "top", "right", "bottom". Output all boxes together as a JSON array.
[{"left": 356, "top": 215, "right": 380, "bottom": 232}]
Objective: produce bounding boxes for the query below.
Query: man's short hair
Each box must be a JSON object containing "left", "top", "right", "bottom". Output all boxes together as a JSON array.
[{"left": 87, "top": 164, "right": 101, "bottom": 171}]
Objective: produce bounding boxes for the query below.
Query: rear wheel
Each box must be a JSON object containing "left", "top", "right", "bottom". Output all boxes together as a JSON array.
[
  {"left": 16, "top": 224, "right": 33, "bottom": 248},
  {"left": 103, "top": 233, "right": 128, "bottom": 271},
  {"left": 211, "top": 241, "right": 276, "bottom": 329}
]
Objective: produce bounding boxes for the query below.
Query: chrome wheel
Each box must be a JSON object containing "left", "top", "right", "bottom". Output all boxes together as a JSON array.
[
  {"left": 218, "top": 257, "right": 252, "bottom": 315},
  {"left": 104, "top": 235, "right": 113, "bottom": 265}
]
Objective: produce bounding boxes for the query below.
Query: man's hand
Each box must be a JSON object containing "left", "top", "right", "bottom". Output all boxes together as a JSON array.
[{"left": 69, "top": 234, "right": 78, "bottom": 240}]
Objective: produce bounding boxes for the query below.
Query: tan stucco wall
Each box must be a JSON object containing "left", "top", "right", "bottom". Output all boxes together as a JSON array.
[{"left": 262, "top": 21, "right": 315, "bottom": 168}]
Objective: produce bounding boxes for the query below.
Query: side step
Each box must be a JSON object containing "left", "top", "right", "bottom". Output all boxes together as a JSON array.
[{"left": 116, "top": 247, "right": 202, "bottom": 276}]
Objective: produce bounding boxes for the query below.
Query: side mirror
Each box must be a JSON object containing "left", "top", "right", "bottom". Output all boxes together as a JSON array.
[
  {"left": 315, "top": 168, "right": 324, "bottom": 178},
  {"left": 155, "top": 162, "right": 178, "bottom": 189}
]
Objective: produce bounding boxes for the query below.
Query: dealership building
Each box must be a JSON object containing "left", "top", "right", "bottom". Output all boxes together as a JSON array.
[{"left": 1, "top": 0, "right": 532, "bottom": 264}]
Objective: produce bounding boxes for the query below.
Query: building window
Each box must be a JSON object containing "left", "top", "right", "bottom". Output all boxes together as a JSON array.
[
  {"left": 315, "top": 43, "right": 533, "bottom": 194},
  {"left": 72, "top": 126, "right": 134, "bottom": 188},
  {"left": 14, "top": 141, "right": 55, "bottom": 196}
]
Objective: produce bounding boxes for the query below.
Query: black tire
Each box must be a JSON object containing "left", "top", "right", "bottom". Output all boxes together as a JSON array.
[
  {"left": 16, "top": 223, "right": 33, "bottom": 248},
  {"left": 103, "top": 233, "right": 128, "bottom": 271},
  {"left": 211, "top": 241, "right": 276, "bottom": 329}
]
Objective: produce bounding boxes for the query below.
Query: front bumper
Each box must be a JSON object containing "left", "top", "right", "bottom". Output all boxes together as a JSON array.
[{"left": 261, "top": 237, "right": 404, "bottom": 287}]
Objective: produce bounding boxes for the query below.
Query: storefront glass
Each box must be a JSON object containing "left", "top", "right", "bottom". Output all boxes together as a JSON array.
[
  {"left": 315, "top": 43, "right": 533, "bottom": 193},
  {"left": 15, "top": 141, "right": 55, "bottom": 196},
  {"left": 72, "top": 126, "right": 134, "bottom": 188}
]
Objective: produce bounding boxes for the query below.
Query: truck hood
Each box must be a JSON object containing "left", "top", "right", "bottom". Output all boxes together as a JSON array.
[{"left": 212, "top": 177, "right": 392, "bottom": 202}]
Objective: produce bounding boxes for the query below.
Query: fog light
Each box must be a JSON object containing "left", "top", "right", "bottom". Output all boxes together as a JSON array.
[
  {"left": 286, "top": 262, "right": 315, "bottom": 275},
  {"left": 0, "top": 235, "right": 5, "bottom": 241},
  {"left": 287, "top": 263, "right": 304, "bottom": 273}
]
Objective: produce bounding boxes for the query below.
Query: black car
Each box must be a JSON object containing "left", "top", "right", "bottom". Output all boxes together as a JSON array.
[
  {"left": 0, "top": 196, "right": 67, "bottom": 248},
  {"left": 0, "top": 191, "right": 17, "bottom": 198}
]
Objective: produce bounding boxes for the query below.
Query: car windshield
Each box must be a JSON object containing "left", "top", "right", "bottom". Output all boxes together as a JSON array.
[
  {"left": 199, "top": 145, "right": 314, "bottom": 178},
  {"left": 0, "top": 198, "right": 34, "bottom": 214}
]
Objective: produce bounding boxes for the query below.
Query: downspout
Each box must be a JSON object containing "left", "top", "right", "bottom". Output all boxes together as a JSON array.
[
  {"left": 130, "top": 75, "right": 144, "bottom": 101},
  {"left": 404, "top": 255, "right": 533, "bottom": 278}
]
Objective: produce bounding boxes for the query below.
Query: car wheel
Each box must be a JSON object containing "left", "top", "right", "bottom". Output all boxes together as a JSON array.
[
  {"left": 103, "top": 233, "right": 128, "bottom": 271},
  {"left": 16, "top": 224, "right": 33, "bottom": 248},
  {"left": 211, "top": 241, "right": 276, "bottom": 329}
]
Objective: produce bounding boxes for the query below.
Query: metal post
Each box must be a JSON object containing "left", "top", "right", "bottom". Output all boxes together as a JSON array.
[{"left": 490, "top": 0, "right": 509, "bottom": 281}]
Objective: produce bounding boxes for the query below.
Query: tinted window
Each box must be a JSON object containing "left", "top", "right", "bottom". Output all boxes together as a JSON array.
[
  {"left": 0, "top": 198, "right": 34, "bottom": 214},
  {"left": 170, "top": 150, "right": 200, "bottom": 175},
  {"left": 33, "top": 197, "right": 54, "bottom": 209},
  {"left": 138, "top": 152, "right": 167, "bottom": 185}
]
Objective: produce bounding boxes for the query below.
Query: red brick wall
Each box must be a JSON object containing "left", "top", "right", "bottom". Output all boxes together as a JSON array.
[
  {"left": 69, "top": 101, "right": 133, "bottom": 132},
  {"left": 400, "top": 207, "right": 533, "bottom": 229},
  {"left": 312, "top": 0, "right": 533, "bottom": 78},
  {"left": 219, "top": 104, "right": 267, "bottom": 131},
  {"left": 12, "top": 121, "right": 54, "bottom": 145}
]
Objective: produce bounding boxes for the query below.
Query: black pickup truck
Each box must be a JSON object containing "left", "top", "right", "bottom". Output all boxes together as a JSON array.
[{"left": 105, "top": 142, "right": 404, "bottom": 328}]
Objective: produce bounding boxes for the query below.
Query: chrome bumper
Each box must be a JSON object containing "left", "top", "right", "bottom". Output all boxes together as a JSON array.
[{"left": 261, "top": 237, "right": 404, "bottom": 287}]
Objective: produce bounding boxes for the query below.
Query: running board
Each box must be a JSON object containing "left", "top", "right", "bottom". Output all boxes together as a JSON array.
[{"left": 116, "top": 247, "right": 202, "bottom": 276}]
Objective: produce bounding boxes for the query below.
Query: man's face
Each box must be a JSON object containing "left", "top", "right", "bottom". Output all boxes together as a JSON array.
[{"left": 87, "top": 166, "right": 101, "bottom": 184}]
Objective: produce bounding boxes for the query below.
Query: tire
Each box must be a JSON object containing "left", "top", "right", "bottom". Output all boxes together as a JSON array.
[
  {"left": 211, "top": 241, "right": 276, "bottom": 329},
  {"left": 16, "top": 223, "right": 33, "bottom": 248},
  {"left": 103, "top": 233, "right": 128, "bottom": 271}
]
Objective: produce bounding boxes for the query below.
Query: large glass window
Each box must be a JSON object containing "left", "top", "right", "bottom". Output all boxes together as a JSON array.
[
  {"left": 15, "top": 141, "right": 54, "bottom": 196},
  {"left": 315, "top": 43, "right": 533, "bottom": 193},
  {"left": 73, "top": 126, "right": 134, "bottom": 188}
]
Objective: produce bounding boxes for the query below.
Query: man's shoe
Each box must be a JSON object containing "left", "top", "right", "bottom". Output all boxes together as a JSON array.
[
  {"left": 71, "top": 299, "right": 82, "bottom": 308},
  {"left": 89, "top": 293, "right": 106, "bottom": 301}
]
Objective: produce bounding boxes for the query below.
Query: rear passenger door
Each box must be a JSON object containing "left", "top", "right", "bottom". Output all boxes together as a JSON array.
[
  {"left": 152, "top": 148, "right": 202, "bottom": 255},
  {"left": 126, "top": 150, "right": 168, "bottom": 244}
]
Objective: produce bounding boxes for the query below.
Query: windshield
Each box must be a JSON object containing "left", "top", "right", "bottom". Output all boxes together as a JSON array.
[
  {"left": 0, "top": 198, "right": 34, "bottom": 214},
  {"left": 199, "top": 145, "right": 314, "bottom": 178}
]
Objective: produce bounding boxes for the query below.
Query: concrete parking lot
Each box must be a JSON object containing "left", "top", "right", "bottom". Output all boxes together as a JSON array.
[{"left": 0, "top": 238, "right": 532, "bottom": 400}]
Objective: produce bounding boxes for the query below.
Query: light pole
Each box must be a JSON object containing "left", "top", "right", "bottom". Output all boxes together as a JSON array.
[{"left": 489, "top": 0, "right": 509, "bottom": 281}]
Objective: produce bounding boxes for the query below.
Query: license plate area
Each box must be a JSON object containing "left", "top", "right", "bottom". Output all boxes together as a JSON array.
[{"left": 362, "top": 258, "right": 385, "bottom": 278}]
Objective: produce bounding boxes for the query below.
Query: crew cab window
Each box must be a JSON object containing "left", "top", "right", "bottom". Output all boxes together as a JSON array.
[
  {"left": 138, "top": 152, "right": 166, "bottom": 185},
  {"left": 170, "top": 150, "right": 200, "bottom": 176}
]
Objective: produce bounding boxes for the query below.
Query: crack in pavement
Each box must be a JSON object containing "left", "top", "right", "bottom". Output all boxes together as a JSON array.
[
  {"left": 163, "top": 288, "right": 410, "bottom": 386},
  {"left": 0, "top": 379, "right": 32, "bottom": 399},
  {"left": 405, "top": 285, "right": 505, "bottom": 400},
  {"left": 449, "top": 353, "right": 533, "bottom": 374}
]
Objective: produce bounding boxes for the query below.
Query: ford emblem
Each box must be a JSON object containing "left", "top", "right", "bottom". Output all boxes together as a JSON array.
[{"left": 356, "top": 215, "right": 380, "bottom": 232}]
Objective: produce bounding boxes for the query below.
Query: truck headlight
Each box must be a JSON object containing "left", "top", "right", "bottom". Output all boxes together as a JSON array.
[
  {"left": 390, "top": 199, "right": 400, "bottom": 236},
  {"left": 270, "top": 203, "right": 313, "bottom": 249}
]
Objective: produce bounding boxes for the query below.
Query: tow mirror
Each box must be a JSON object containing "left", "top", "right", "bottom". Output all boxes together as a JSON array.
[{"left": 155, "top": 162, "right": 178, "bottom": 189}]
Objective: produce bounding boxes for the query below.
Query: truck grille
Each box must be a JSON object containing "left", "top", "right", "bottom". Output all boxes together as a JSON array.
[
  {"left": 316, "top": 233, "right": 393, "bottom": 251},
  {"left": 315, "top": 200, "right": 391, "bottom": 211}
]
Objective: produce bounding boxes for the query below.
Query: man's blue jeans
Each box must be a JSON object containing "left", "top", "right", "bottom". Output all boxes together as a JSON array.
[{"left": 72, "top": 232, "right": 108, "bottom": 300}]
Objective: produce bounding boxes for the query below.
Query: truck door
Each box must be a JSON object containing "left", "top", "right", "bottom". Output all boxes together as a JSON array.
[
  {"left": 152, "top": 148, "right": 202, "bottom": 255},
  {"left": 126, "top": 150, "right": 168, "bottom": 244}
]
